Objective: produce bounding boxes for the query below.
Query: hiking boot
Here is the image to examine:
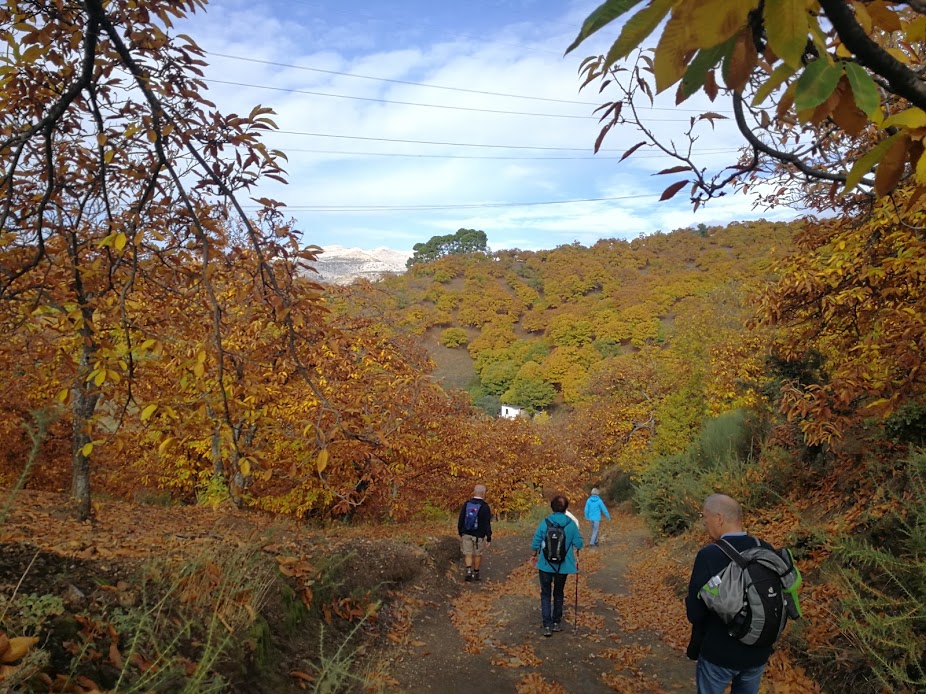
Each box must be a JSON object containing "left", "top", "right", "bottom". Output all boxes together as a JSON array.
[
  {"left": 473, "top": 571, "right": 481, "bottom": 581},
  {"left": 542, "top": 626, "right": 552, "bottom": 637},
  {"left": 551, "top": 623, "right": 562, "bottom": 632},
  {"left": 464, "top": 569, "right": 473, "bottom": 582}
]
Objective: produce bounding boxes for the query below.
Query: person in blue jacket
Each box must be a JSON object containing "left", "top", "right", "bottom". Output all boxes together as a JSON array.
[
  {"left": 531, "top": 495, "right": 583, "bottom": 637},
  {"left": 583, "top": 487, "right": 611, "bottom": 546}
]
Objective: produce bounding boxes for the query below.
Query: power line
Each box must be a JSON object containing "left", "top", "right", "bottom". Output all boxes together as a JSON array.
[
  {"left": 208, "top": 79, "right": 595, "bottom": 119},
  {"left": 206, "top": 51, "right": 733, "bottom": 114},
  {"left": 243, "top": 192, "right": 662, "bottom": 211},
  {"left": 282, "top": 147, "right": 741, "bottom": 160},
  {"left": 208, "top": 52, "right": 598, "bottom": 106},
  {"left": 273, "top": 130, "right": 605, "bottom": 150}
]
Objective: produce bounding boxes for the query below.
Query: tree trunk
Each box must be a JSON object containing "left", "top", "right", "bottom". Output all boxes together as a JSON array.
[{"left": 71, "top": 342, "right": 100, "bottom": 521}]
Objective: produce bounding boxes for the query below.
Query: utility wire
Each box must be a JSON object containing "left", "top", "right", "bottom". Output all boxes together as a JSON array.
[
  {"left": 208, "top": 52, "right": 598, "bottom": 105},
  {"left": 206, "top": 51, "right": 733, "bottom": 114},
  {"left": 208, "top": 79, "right": 596, "bottom": 119},
  {"left": 283, "top": 147, "right": 741, "bottom": 160},
  {"left": 271, "top": 130, "right": 730, "bottom": 153},
  {"left": 242, "top": 192, "right": 662, "bottom": 211},
  {"left": 207, "top": 77, "right": 729, "bottom": 122}
]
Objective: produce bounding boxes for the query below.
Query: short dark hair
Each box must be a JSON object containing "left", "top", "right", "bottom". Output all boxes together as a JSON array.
[{"left": 550, "top": 495, "right": 568, "bottom": 513}]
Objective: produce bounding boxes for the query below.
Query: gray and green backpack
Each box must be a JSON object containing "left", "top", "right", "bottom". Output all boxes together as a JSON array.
[{"left": 699, "top": 538, "right": 802, "bottom": 648}]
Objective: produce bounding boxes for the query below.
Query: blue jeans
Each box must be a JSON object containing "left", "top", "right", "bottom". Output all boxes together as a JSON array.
[
  {"left": 696, "top": 658, "right": 765, "bottom": 694},
  {"left": 589, "top": 520, "right": 601, "bottom": 545},
  {"left": 538, "top": 570, "right": 568, "bottom": 627}
]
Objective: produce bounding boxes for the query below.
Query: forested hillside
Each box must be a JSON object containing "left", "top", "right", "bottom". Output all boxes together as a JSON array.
[{"left": 337, "top": 220, "right": 794, "bottom": 472}]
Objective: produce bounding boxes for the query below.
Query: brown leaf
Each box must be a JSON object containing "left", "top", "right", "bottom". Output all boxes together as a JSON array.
[
  {"left": 655, "top": 165, "right": 692, "bottom": 175},
  {"left": 830, "top": 83, "right": 868, "bottom": 137},
  {"left": 874, "top": 134, "right": 910, "bottom": 196},
  {"left": 620, "top": 141, "right": 648, "bottom": 161},
  {"left": 659, "top": 180, "right": 689, "bottom": 201},
  {"left": 704, "top": 70, "right": 719, "bottom": 102},
  {"left": 724, "top": 28, "right": 757, "bottom": 92},
  {"left": 810, "top": 86, "right": 842, "bottom": 125},
  {"left": 108, "top": 640, "right": 124, "bottom": 669}
]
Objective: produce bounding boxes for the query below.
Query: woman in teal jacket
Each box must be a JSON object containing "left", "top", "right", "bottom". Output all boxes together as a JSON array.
[
  {"left": 583, "top": 487, "right": 611, "bottom": 546},
  {"left": 531, "top": 495, "right": 583, "bottom": 636}
]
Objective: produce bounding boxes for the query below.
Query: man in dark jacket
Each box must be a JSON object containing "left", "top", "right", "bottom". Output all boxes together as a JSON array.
[
  {"left": 686, "top": 494, "right": 776, "bottom": 694},
  {"left": 458, "top": 484, "right": 492, "bottom": 582}
]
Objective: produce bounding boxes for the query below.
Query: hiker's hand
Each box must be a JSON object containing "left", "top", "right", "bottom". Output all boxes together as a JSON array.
[{"left": 529, "top": 555, "right": 537, "bottom": 566}]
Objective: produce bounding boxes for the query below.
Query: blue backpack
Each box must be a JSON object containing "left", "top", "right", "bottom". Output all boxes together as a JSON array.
[{"left": 463, "top": 501, "right": 481, "bottom": 532}]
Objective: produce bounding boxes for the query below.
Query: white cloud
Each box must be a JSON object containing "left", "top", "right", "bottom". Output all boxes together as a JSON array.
[{"left": 173, "top": 1, "right": 799, "bottom": 253}]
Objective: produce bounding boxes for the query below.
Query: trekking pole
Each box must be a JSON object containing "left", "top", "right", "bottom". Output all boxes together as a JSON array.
[{"left": 574, "top": 550, "right": 580, "bottom": 634}]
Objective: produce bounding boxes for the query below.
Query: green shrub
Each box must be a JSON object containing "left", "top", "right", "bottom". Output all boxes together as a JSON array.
[
  {"left": 439, "top": 327, "right": 469, "bottom": 348},
  {"left": 634, "top": 409, "right": 762, "bottom": 535},
  {"left": 600, "top": 469, "right": 635, "bottom": 504},
  {"left": 634, "top": 453, "right": 711, "bottom": 536},
  {"left": 835, "top": 451, "right": 926, "bottom": 693}
]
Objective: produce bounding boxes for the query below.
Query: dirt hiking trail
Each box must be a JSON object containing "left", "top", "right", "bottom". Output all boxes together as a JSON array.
[{"left": 385, "top": 516, "right": 694, "bottom": 693}]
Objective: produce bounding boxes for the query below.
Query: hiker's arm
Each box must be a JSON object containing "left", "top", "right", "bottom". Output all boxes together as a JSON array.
[
  {"left": 531, "top": 523, "right": 544, "bottom": 552},
  {"left": 457, "top": 506, "right": 465, "bottom": 536},
  {"left": 481, "top": 503, "right": 492, "bottom": 542},
  {"left": 570, "top": 523, "right": 584, "bottom": 551},
  {"left": 685, "top": 549, "right": 713, "bottom": 624}
]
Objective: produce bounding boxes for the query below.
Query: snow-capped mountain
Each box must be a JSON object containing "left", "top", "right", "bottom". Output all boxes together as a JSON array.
[{"left": 305, "top": 245, "right": 412, "bottom": 285}]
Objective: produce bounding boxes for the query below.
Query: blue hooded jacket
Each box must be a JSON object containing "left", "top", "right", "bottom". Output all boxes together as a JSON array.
[
  {"left": 583, "top": 494, "right": 611, "bottom": 522},
  {"left": 531, "top": 512, "right": 583, "bottom": 574}
]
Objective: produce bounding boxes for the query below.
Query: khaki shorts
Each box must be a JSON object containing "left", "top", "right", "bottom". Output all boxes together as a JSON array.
[{"left": 461, "top": 534, "right": 486, "bottom": 556}]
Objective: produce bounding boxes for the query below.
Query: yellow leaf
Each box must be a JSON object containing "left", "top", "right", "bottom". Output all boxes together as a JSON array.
[
  {"left": 605, "top": 0, "right": 679, "bottom": 70},
  {"left": 197, "top": 350, "right": 207, "bottom": 363},
  {"left": 887, "top": 47, "right": 910, "bottom": 65},
  {"left": 158, "top": 437, "right": 175, "bottom": 454},
  {"left": 114, "top": 232, "right": 127, "bottom": 251},
  {"left": 763, "top": 0, "right": 807, "bottom": 68},
  {"left": 852, "top": 1, "right": 873, "bottom": 34},
  {"left": 906, "top": 15, "right": 926, "bottom": 42},
  {"left": 146, "top": 130, "right": 158, "bottom": 142},
  {"left": 104, "top": 149, "right": 115, "bottom": 164},
  {"left": 843, "top": 132, "right": 903, "bottom": 193},
  {"left": 240, "top": 459, "right": 251, "bottom": 477},
  {"left": 81, "top": 442, "right": 93, "bottom": 457},
  {"left": 653, "top": 7, "right": 692, "bottom": 93},
  {"left": 316, "top": 448, "right": 329, "bottom": 474},
  {"left": 96, "top": 133, "right": 107, "bottom": 147},
  {"left": 141, "top": 404, "right": 158, "bottom": 421},
  {"left": 94, "top": 370, "right": 106, "bottom": 386},
  {"left": 915, "top": 149, "right": 926, "bottom": 184},
  {"left": 882, "top": 108, "right": 926, "bottom": 129},
  {"left": 56, "top": 388, "right": 69, "bottom": 403},
  {"left": 193, "top": 361, "right": 205, "bottom": 378},
  {"left": 690, "top": 0, "right": 754, "bottom": 51},
  {"left": 752, "top": 62, "right": 795, "bottom": 106}
]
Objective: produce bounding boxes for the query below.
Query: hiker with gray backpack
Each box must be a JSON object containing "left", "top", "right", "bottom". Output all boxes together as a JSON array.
[
  {"left": 530, "top": 495, "right": 583, "bottom": 637},
  {"left": 686, "top": 494, "right": 802, "bottom": 694}
]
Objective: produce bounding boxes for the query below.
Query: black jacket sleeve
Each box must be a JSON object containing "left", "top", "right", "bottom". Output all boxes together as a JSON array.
[
  {"left": 480, "top": 502, "right": 492, "bottom": 541},
  {"left": 457, "top": 503, "right": 466, "bottom": 536}
]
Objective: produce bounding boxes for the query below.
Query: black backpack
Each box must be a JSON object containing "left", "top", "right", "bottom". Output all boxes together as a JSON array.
[
  {"left": 463, "top": 500, "right": 481, "bottom": 532},
  {"left": 542, "top": 518, "right": 571, "bottom": 569}
]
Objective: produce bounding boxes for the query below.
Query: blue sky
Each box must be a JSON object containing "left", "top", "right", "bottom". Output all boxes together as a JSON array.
[{"left": 178, "top": 0, "right": 800, "bottom": 253}]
